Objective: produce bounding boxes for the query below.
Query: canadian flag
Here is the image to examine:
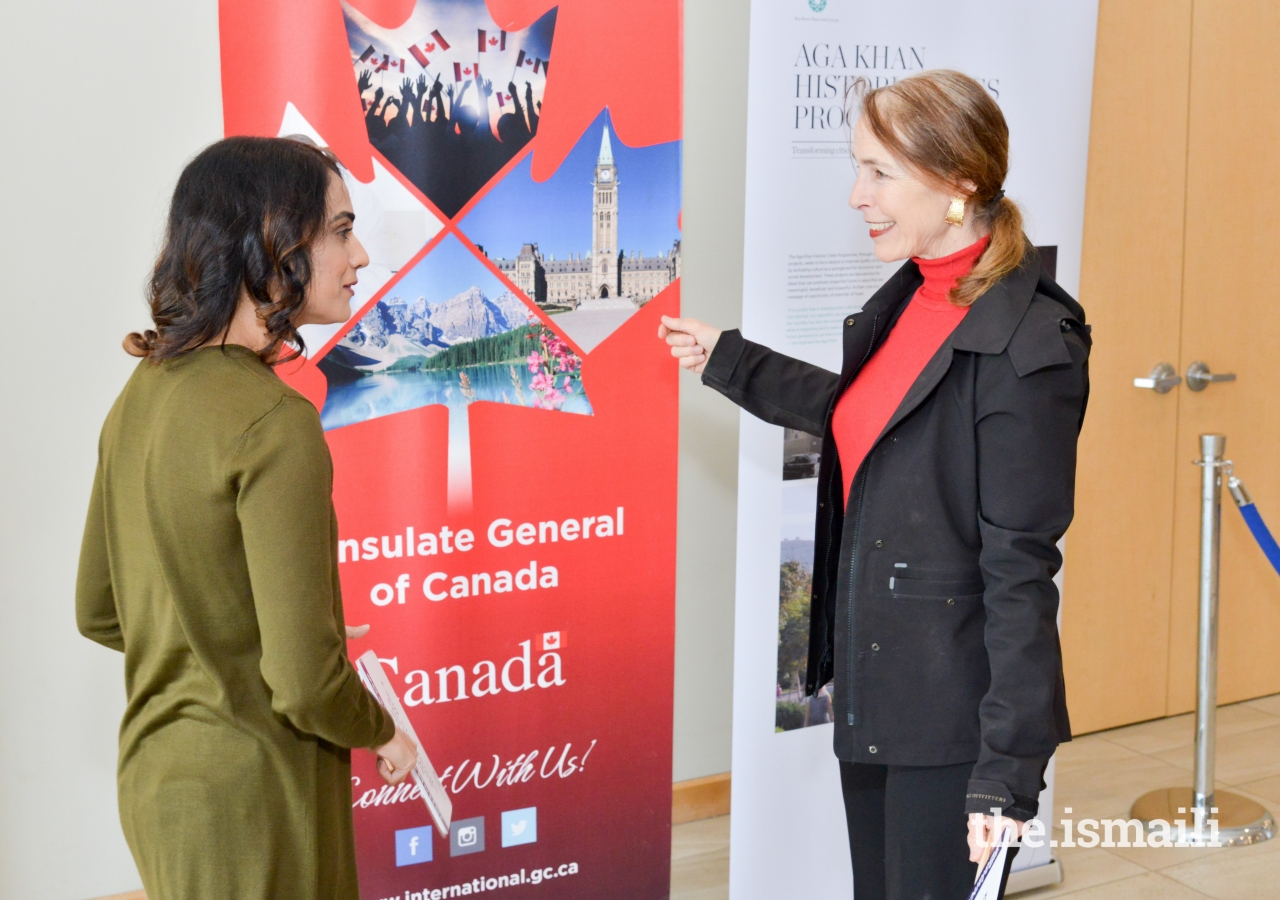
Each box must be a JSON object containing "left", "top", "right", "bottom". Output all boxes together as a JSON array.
[
  {"left": 541, "top": 632, "right": 565, "bottom": 651},
  {"left": 431, "top": 29, "right": 450, "bottom": 51},
  {"left": 358, "top": 45, "right": 376, "bottom": 63},
  {"left": 408, "top": 45, "right": 430, "bottom": 69},
  {"left": 477, "top": 28, "right": 487, "bottom": 52}
]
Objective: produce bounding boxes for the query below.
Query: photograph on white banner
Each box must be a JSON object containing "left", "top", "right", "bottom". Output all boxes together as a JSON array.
[{"left": 777, "top": 462, "right": 823, "bottom": 732}]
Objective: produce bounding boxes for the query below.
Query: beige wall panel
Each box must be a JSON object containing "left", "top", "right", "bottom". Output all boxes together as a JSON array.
[
  {"left": 1066, "top": 0, "right": 1193, "bottom": 734},
  {"left": 1169, "top": 0, "right": 1280, "bottom": 713}
]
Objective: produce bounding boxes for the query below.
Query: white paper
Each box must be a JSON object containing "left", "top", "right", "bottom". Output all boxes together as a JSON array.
[
  {"left": 356, "top": 650, "right": 454, "bottom": 837},
  {"left": 969, "top": 823, "right": 1018, "bottom": 900}
]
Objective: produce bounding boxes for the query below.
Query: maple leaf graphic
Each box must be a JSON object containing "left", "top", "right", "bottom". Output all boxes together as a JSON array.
[
  {"left": 221, "top": 0, "right": 383, "bottom": 181},
  {"left": 486, "top": 0, "right": 680, "bottom": 181}
]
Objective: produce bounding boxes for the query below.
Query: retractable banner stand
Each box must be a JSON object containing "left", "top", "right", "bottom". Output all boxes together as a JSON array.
[
  {"left": 733, "top": 2, "right": 1097, "bottom": 897},
  {"left": 219, "top": 2, "right": 681, "bottom": 897}
]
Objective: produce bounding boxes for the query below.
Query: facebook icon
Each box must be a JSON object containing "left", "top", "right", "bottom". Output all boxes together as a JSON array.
[{"left": 395, "top": 826, "right": 434, "bottom": 866}]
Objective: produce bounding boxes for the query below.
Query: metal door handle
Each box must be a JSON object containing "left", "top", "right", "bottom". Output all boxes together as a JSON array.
[
  {"left": 1186, "top": 361, "right": 1237, "bottom": 392},
  {"left": 1134, "top": 362, "right": 1181, "bottom": 393}
]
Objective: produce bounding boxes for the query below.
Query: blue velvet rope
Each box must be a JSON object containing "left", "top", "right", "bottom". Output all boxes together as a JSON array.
[{"left": 1237, "top": 502, "right": 1280, "bottom": 577}]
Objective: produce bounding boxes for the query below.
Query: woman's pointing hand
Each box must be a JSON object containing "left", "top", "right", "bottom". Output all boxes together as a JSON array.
[{"left": 659, "top": 316, "right": 722, "bottom": 374}]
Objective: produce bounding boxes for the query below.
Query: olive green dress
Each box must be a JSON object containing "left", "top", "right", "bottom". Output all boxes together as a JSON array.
[{"left": 76, "top": 345, "right": 393, "bottom": 900}]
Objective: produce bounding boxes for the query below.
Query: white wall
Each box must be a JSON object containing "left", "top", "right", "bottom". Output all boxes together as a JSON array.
[
  {"left": 0, "top": 1, "right": 223, "bottom": 896},
  {"left": 673, "top": 0, "right": 748, "bottom": 783},
  {"left": 0, "top": 1, "right": 745, "bottom": 896}
]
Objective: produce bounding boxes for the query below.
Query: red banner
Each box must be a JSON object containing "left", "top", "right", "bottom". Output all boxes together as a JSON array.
[{"left": 220, "top": 0, "right": 682, "bottom": 896}]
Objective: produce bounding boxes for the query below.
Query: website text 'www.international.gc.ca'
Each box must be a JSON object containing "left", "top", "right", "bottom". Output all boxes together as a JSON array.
[{"left": 382, "top": 862, "right": 580, "bottom": 900}]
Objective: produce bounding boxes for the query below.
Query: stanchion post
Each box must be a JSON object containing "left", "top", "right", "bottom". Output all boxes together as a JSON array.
[
  {"left": 1194, "top": 433, "right": 1224, "bottom": 814},
  {"left": 1131, "top": 434, "right": 1275, "bottom": 847}
]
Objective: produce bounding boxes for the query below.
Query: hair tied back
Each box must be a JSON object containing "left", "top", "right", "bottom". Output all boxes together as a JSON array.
[{"left": 850, "top": 70, "right": 1026, "bottom": 306}]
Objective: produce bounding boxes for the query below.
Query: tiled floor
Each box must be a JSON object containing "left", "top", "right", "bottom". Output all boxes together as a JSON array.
[{"left": 670, "top": 694, "right": 1280, "bottom": 899}]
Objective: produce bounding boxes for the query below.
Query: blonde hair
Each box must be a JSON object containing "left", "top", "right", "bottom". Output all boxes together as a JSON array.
[{"left": 851, "top": 70, "right": 1025, "bottom": 306}]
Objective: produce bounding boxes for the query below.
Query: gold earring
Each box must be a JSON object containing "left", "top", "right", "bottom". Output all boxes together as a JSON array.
[{"left": 945, "top": 197, "right": 965, "bottom": 227}]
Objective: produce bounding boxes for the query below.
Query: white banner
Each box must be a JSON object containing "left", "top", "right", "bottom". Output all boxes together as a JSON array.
[{"left": 731, "top": 1, "right": 1098, "bottom": 896}]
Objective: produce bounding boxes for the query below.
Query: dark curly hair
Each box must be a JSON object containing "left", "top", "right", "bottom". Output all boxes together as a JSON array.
[{"left": 125, "top": 136, "right": 342, "bottom": 365}]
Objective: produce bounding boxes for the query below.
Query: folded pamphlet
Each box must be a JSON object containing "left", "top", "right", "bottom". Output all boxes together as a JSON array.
[
  {"left": 968, "top": 821, "right": 1017, "bottom": 900},
  {"left": 355, "top": 650, "right": 453, "bottom": 838}
]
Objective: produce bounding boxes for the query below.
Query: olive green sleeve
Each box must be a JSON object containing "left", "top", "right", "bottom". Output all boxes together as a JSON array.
[
  {"left": 233, "top": 396, "right": 392, "bottom": 749},
  {"left": 76, "top": 451, "right": 124, "bottom": 652}
]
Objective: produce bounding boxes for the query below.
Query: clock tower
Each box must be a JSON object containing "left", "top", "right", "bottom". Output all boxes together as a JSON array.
[{"left": 591, "top": 125, "right": 618, "bottom": 298}]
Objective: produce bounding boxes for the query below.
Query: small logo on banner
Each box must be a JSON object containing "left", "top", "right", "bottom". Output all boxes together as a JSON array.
[
  {"left": 542, "top": 631, "right": 564, "bottom": 650},
  {"left": 502, "top": 807, "right": 538, "bottom": 847},
  {"left": 395, "top": 826, "right": 434, "bottom": 866},
  {"left": 450, "top": 817, "right": 486, "bottom": 856},
  {"left": 808, "top": 0, "right": 827, "bottom": 10}
]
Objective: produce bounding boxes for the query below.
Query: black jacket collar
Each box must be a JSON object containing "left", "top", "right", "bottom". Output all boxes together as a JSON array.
[
  {"left": 844, "top": 246, "right": 1052, "bottom": 442},
  {"left": 862, "top": 245, "right": 1045, "bottom": 357},
  {"left": 949, "top": 251, "right": 1043, "bottom": 355}
]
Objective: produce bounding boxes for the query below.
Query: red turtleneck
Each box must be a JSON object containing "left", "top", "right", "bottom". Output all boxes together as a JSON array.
[{"left": 831, "top": 236, "right": 988, "bottom": 502}]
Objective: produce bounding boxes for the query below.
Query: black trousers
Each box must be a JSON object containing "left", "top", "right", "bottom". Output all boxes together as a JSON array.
[{"left": 840, "top": 761, "right": 1018, "bottom": 900}]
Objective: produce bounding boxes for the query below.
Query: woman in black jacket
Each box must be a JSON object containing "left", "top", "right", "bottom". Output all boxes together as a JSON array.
[{"left": 661, "top": 71, "right": 1089, "bottom": 898}]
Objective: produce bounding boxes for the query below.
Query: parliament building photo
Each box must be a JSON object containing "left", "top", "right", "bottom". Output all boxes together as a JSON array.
[{"left": 487, "top": 126, "right": 681, "bottom": 311}]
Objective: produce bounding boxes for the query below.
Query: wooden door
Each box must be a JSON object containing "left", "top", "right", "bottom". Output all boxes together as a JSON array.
[
  {"left": 1168, "top": 0, "right": 1280, "bottom": 713},
  {"left": 1064, "top": 0, "right": 1193, "bottom": 734},
  {"left": 1066, "top": 0, "right": 1280, "bottom": 733}
]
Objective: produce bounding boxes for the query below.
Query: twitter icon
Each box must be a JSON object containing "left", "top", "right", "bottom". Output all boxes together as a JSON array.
[{"left": 501, "top": 807, "right": 537, "bottom": 848}]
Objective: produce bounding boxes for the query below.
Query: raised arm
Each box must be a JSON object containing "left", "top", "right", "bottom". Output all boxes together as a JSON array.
[
  {"left": 444, "top": 82, "right": 458, "bottom": 124},
  {"left": 366, "top": 87, "right": 385, "bottom": 122},
  {"left": 398, "top": 78, "right": 415, "bottom": 126},
  {"left": 525, "top": 81, "right": 539, "bottom": 133},
  {"left": 474, "top": 76, "right": 494, "bottom": 131},
  {"left": 414, "top": 74, "right": 430, "bottom": 120},
  {"left": 232, "top": 396, "right": 392, "bottom": 750},
  {"left": 506, "top": 81, "right": 530, "bottom": 136},
  {"left": 660, "top": 315, "right": 838, "bottom": 435},
  {"left": 426, "top": 77, "right": 445, "bottom": 128},
  {"left": 76, "top": 447, "right": 123, "bottom": 651}
]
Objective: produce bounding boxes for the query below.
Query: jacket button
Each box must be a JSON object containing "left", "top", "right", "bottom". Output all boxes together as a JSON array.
[
  {"left": 875, "top": 540, "right": 883, "bottom": 548},
  {"left": 947, "top": 598, "right": 955, "bottom": 605},
  {"left": 869, "top": 745, "right": 877, "bottom": 754},
  {"left": 871, "top": 643, "right": 880, "bottom": 651},
  {"left": 819, "top": 501, "right": 825, "bottom": 509},
  {"left": 846, "top": 317, "right": 855, "bottom": 327}
]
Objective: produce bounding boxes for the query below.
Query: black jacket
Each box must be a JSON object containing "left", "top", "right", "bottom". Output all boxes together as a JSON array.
[{"left": 703, "top": 249, "right": 1089, "bottom": 817}]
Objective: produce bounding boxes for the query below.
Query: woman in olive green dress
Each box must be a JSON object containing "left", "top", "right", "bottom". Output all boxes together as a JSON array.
[{"left": 76, "top": 137, "right": 418, "bottom": 900}]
